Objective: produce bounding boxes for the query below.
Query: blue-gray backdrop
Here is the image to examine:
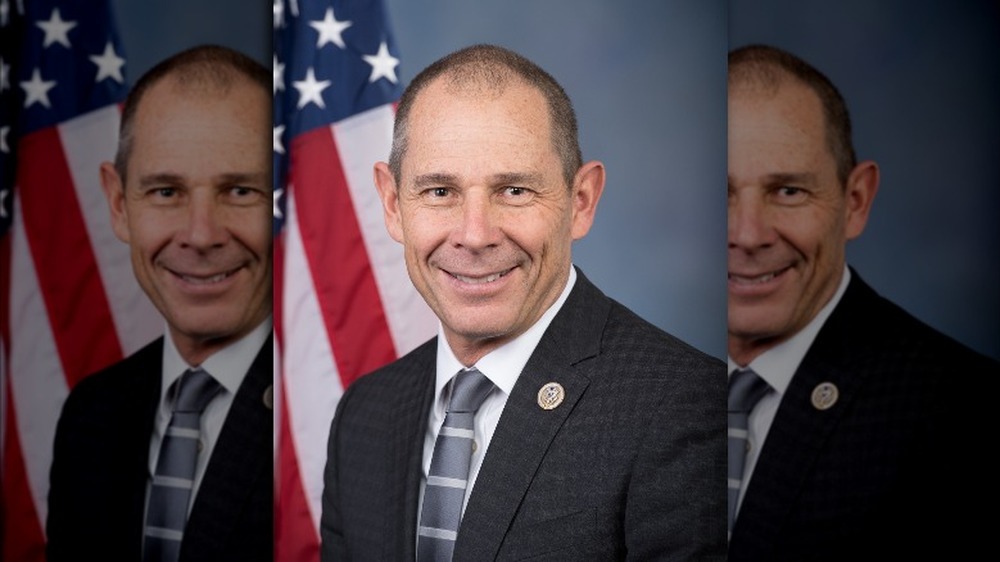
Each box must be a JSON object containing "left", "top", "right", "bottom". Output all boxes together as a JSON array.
[
  {"left": 731, "top": 1, "right": 1000, "bottom": 359},
  {"left": 115, "top": 0, "right": 729, "bottom": 359}
]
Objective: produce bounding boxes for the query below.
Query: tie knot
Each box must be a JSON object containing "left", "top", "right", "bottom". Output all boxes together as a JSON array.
[
  {"left": 728, "top": 367, "right": 770, "bottom": 413},
  {"left": 447, "top": 368, "right": 495, "bottom": 414},
  {"left": 172, "top": 368, "right": 222, "bottom": 413}
]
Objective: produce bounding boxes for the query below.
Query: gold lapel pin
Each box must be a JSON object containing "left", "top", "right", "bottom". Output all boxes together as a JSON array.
[
  {"left": 537, "top": 382, "right": 565, "bottom": 410},
  {"left": 810, "top": 382, "right": 839, "bottom": 411}
]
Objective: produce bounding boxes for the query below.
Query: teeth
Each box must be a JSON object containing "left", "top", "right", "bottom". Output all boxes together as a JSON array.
[
  {"left": 453, "top": 269, "right": 509, "bottom": 284},
  {"left": 730, "top": 271, "right": 778, "bottom": 285},
  {"left": 180, "top": 271, "right": 231, "bottom": 285}
]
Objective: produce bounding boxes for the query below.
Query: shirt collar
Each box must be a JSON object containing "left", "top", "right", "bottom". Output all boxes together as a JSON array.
[
  {"left": 435, "top": 266, "right": 578, "bottom": 400},
  {"left": 162, "top": 317, "right": 272, "bottom": 399},
  {"left": 728, "top": 267, "right": 850, "bottom": 395}
]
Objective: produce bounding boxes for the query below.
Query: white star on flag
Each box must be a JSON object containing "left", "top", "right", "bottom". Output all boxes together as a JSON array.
[
  {"left": 293, "top": 67, "right": 331, "bottom": 109},
  {"left": 0, "top": 189, "right": 8, "bottom": 219},
  {"left": 273, "top": 0, "right": 284, "bottom": 29},
  {"left": 273, "top": 55, "right": 285, "bottom": 94},
  {"left": 21, "top": 68, "right": 57, "bottom": 108},
  {"left": 1, "top": 0, "right": 10, "bottom": 27},
  {"left": 274, "top": 125, "right": 285, "bottom": 154},
  {"left": 363, "top": 41, "right": 400, "bottom": 84},
  {"left": 273, "top": 187, "right": 284, "bottom": 219},
  {"left": 89, "top": 42, "right": 125, "bottom": 83},
  {"left": 310, "top": 7, "right": 352, "bottom": 49},
  {"left": 36, "top": 8, "right": 78, "bottom": 49},
  {"left": 0, "top": 126, "right": 9, "bottom": 153}
]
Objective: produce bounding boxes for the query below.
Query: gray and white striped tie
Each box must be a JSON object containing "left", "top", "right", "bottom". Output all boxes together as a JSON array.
[
  {"left": 417, "top": 368, "right": 495, "bottom": 562},
  {"left": 728, "top": 367, "right": 770, "bottom": 537},
  {"left": 143, "top": 368, "right": 221, "bottom": 562}
]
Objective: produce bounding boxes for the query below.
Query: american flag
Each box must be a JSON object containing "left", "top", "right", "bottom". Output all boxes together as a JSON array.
[
  {"left": 273, "top": 1, "right": 435, "bottom": 559},
  {"left": 0, "top": 1, "right": 162, "bottom": 560}
]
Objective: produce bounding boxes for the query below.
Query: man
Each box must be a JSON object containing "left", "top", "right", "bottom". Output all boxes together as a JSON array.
[
  {"left": 46, "top": 46, "right": 273, "bottom": 561},
  {"left": 727, "top": 44, "right": 996, "bottom": 561},
  {"left": 320, "top": 45, "right": 726, "bottom": 561}
]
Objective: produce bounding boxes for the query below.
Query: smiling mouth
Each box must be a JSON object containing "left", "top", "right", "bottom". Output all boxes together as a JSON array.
[
  {"left": 448, "top": 267, "right": 514, "bottom": 285},
  {"left": 729, "top": 266, "right": 791, "bottom": 286},
  {"left": 172, "top": 267, "right": 242, "bottom": 285}
]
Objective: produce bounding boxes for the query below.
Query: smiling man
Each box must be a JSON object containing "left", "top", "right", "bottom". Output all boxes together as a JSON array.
[
  {"left": 46, "top": 46, "right": 272, "bottom": 562},
  {"left": 727, "top": 45, "right": 996, "bottom": 561},
  {"left": 321, "top": 45, "right": 726, "bottom": 561}
]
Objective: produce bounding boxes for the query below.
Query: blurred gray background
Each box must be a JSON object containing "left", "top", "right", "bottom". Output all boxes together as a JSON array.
[
  {"left": 115, "top": 0, "right": 729, "bottom": 359},
  {"left": 731, "top": 1, "right": 1000, "bottom": 359}
]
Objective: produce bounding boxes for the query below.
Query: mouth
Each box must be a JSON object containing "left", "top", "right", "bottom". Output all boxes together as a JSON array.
[
  {"left": 728, "top": 265, "right": 792, "bottom": 286},
  {"left": 446, "top": 267, "right": 515, "bottom": 285},
  {"left": 170, "top": 266, "right": 243, "bottom": 286}
]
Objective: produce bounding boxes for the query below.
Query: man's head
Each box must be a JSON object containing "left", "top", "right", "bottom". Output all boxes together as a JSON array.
[
  {"left": 100, "top": 45, "right": 272, "bottom": 365},
  {"left": 727, "top": 45, "right": 879, "bottom": 365},
  {"left": 374, "top": 45, "right": 605, "bottom": 366}
]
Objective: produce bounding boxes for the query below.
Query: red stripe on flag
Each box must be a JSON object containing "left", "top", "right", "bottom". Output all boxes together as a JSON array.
[
  {"left": 288, "top": 127, "right": 396, "bottom": 387},
  {"left": 15, "top": 128, "right": 123, "bottom": 387},
  {"left": 1, "top": 384, "right": 47, "bottom": 562},
  {"left": 276, "top": 374, "right": 321, "bottom": 562}
]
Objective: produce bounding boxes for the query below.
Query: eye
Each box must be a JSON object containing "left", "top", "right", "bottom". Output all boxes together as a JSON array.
[
  {"left": 154, "top": 187, "right": 176, "bottom": 198},
  {"left": 430, "top": 187, "right": 450, "bottom": 197},
  {"left": 499, "top": 185, "right": 535, "bottom": 206},
  {"left": 773, "top": 185, "right": 807, "bottom": 204}
]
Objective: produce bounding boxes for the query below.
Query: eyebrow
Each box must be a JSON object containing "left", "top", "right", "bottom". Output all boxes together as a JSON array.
[
  {"left": 137, "top": 171, "right": 268, "bottom": 187},
  {"left": 763, "top": 172, "right": 817, "bottom": 186},
  {"left": 411, "top": 171, "right": 544, "bottom": 188}
]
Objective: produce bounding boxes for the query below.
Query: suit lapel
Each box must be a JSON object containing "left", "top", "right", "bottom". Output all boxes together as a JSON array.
[
  {"left": 455, "top": 271, "right": 608, "bottom": 560},
  {"left": 385, "top": 339, "right": 437, "bottom": 560},
  {"left": 732, "top": 276, "right": 881, "bottom": 555},
  {"left": 123, "top": 339, "right": 166, "bottom": 557},
  {"left": 181, "top": 336, "right": 273, "bottom": 560}
]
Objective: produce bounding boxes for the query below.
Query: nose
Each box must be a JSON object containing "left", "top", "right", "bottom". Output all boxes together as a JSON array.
[
  {"left": 179, "top": 192, "right": 228, "bottom": 250},
  {"left": 453, "top": 190, "right": 501, "bottom": 250},
  {"left": 728, "top": 188, "right": 775, "bottom": 251}
]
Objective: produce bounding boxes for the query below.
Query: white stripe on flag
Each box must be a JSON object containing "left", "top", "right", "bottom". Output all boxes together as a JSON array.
[
  {"left": 8, "top": 195, "right": 70, "bottom": 527},
  {"left": 332, "top": 106, "right": 436, "bottom": 357},
  {"left": 282, "top": 190, "right": 345, "bottom": 531},
  {"left": 58, "top": 107, "right": 162, "bottom": 354}
]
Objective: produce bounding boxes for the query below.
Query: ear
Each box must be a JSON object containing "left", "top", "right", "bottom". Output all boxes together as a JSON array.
[
  {"left": 843, "top": 160, "right": 879, "bottom": 240},
  {"left": 570, "top": 160, "right": 606, "bottom": 240},
  {"left": 373, "top": 161, "right": 404, "bottom": 243},
  {"left": 100, "top": 162, "right": 130, "bottom": 243}
]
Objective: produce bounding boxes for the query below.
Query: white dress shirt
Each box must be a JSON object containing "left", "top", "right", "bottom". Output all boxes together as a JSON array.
[
  {"left": 728, "top": 267, "right": 849, "bottom": 515},
  {"left": 420, "top": 267, "right": 577, "bottom": 520},
  {"left": 148, "top": 317, "right": 272, "bottom": 514}
]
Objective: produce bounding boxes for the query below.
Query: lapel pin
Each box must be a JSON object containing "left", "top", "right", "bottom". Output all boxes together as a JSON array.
[
  {"left": 537, "top": 382, "right": 565, "bottom": 410},
  {"left": 811, "top": 382, "right": 839, "bottom": 411},
  {"left": 263, "top": 384, "right": 274, "bottom": 410}
]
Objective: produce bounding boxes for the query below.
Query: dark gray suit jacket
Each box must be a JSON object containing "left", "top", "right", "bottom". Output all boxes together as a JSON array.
[
  {"left": 729, "top": 272, "right": 998, "bottom": 561},
  {"left": 47, "top": 335, "right": 273, "bottom": 562},
  {"left": 322, "top": 270, "right": 726, "bottom": 561}
]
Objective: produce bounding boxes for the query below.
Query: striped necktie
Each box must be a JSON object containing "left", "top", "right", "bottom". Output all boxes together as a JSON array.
[
  {"left": 144, "top": 368, "right": 221, "bottom": 562},
  {"left": 728, "top": 367, "right": 770, "bottom": 537},
  {"left": 417, "top": 368, "right": 496, "bottom": 562}
]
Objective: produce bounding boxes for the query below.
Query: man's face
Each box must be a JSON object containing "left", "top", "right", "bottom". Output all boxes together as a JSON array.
[
  {"left": 102, "top": 76, "right": 272, "bottom": 364},
  {"left": 728, "top": 78, "right": 873, "bottom": 363},
  {"left": 375, "top": 78, "right": 603, "bottom": 364}
]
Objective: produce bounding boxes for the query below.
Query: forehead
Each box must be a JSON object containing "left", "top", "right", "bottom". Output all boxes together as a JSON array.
[
  {"left": 729, "top": 79, "right": 835, "bottom": 176},
  {"left": 403, "top": 77, "right": 556, "bottom": 175},
  {"left": 128, "top": 76, "right": 269, "bottom": 169}
]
